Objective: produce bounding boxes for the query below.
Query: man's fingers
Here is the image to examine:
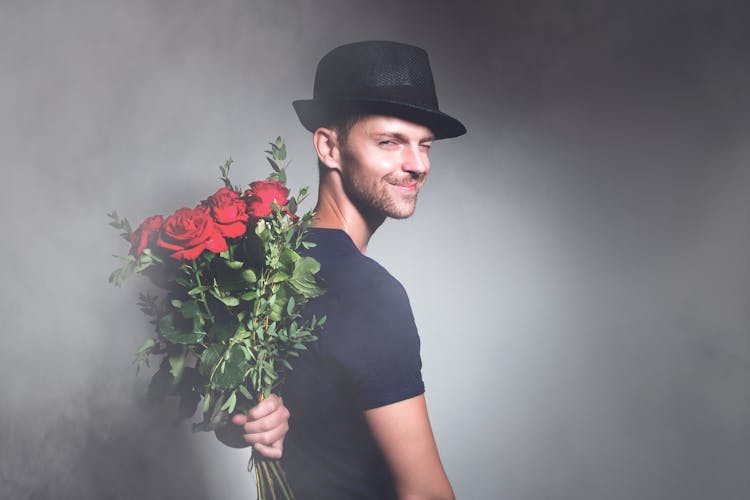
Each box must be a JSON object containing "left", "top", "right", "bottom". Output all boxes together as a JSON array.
[
  {"left": 242, "top": 420, "right": 289, "bottom": 447},
  {"left": 232, "top": 393, "right": 285, "bottom": 425},
  {"left": 243, "top": 407, "right": 289, "bottom": 434},
  {"left": 231, "top": 413, "right": 248, "bottom": 426},
  {"left": 231, "top": 393, "right": 289, "bottom": 458},
  {"left": 252, "top": 440, "right": 284, "bottom": 460},
  {"left": 246, "top": 393, "right": 284, "bottom": 420}
]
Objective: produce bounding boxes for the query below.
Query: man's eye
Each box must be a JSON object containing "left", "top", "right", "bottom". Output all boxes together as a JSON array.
[{"left": 379, "top": 140, "right": 396, "bottom": 146}]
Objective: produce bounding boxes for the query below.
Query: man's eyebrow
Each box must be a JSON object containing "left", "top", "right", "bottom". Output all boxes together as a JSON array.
[{"left": 372, "top": 131, "right": 435, "bottom": 143}]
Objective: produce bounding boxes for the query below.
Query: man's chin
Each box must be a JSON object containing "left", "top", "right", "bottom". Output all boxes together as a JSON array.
[{"left": 386, "top": 204, "right": 417, "bottom": 220}]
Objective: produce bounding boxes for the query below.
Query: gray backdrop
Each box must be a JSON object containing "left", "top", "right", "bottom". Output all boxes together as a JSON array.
[{"left": 1, "top": 1, "right": 748, "bottom": 499}]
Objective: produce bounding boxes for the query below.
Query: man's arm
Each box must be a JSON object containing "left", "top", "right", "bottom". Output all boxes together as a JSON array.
[
  {"left": 215, "top": 393, "right": 290, "bottom": 459},
  {"left": 364, "top": 394, "right": 455, "bottom": 500}
]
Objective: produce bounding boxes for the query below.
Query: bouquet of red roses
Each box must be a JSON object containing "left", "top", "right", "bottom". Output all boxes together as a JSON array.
[{"left": 109, "top": 138, "right": 324, "bottom": 499}]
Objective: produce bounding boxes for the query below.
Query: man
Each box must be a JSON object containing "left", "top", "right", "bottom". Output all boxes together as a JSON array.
[{"left": 226, "top": 41, "right": 465, "bottom": 499}]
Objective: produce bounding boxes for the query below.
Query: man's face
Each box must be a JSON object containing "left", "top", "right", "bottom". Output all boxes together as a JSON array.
[{"left": 338, "top": 115, "right": 434, "bottom": 220}]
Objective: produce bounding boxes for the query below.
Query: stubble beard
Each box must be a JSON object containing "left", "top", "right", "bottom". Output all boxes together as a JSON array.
[{"left": 344, "top": 171, "right": 420, "bottom": 220}]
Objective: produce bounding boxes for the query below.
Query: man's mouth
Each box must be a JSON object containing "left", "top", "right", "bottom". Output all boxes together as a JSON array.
[
  {"left": 387, "top": 175, "right": 423, "bottom": 192},
  {"left": 390, "top": 181, "right": 418, "bottom": 193}
]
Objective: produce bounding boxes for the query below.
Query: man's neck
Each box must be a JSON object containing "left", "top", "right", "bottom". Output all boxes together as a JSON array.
[{"left": 312, "top": 192, "right": 385, "bottom": 254}]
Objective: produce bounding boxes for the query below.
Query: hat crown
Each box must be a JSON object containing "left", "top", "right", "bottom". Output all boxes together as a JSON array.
[{"left": 312, "top": 41, "right": 439, "bottom": 109}]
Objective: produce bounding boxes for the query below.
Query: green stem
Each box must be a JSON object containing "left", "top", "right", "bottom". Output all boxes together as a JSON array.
[
  {"left": 268, "top": 461, "right": 294, "bottom": 500},
  {"left": 264, "top": 461, "right": 278, "bottom": 500},
  {"left": 191, "top": 259, "right": 227, "bottom": 404},
  {"left": 252, "top": 457, "right": 294, "bottom": 500},
  {"left": 191, "top": 260, "right": 213, "bottom": 320},
  {"left": 251, "top": 268, "right": 271, "bottom": 342},
  {"left": 254, "top": 460, "right": 264, "bottom": 500}
]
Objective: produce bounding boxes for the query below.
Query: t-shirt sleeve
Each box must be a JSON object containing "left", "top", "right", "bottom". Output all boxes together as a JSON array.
[{"left": 329, "top": 269, "right": 425, "bottom": 410}]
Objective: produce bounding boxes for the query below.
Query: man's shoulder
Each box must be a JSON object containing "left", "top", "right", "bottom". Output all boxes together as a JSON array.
[{"left": 305, "top": 228, "right": 407, "bottom": 297}]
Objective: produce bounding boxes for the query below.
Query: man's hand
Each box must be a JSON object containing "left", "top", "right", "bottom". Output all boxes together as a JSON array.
[{"left": 216, "top": 393, "right": 290, "bottom": 459}]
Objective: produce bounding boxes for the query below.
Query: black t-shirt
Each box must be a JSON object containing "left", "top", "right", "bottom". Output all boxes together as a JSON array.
[{"left": 281, "top": 228, "right": 425, "bottom": 499}]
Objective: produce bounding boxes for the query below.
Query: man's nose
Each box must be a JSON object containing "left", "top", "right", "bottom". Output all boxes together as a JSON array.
[{"left": 402, "top": 145, "right": 429, "bottom": 175}]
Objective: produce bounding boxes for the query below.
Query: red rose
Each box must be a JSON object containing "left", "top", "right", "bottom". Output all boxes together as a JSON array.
[
  {"left": 156, "top": 207, "right": 228, "bottom": 260},
  {"left": 130, "top": 215, "right": 163, "bottom": 256},
  {"left": 201, "top": 187, "right": 248, "bottom": 238},
  {"left": 244, "top": 180, "right": 290, "bottom": 218}
]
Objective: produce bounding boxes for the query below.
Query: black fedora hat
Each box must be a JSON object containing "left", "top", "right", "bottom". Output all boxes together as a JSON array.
[{"left": 293, "top": 41, "right": 466, "bottom": 139}]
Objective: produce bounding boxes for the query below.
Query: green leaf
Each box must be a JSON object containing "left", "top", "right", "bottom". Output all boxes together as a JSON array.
[
  {"left": 266, "top": 157, "right": 282, "bottom": 173},
  {"left": 188, "top": 285, "right": 209, "bottom": 296},
  {"left": 108, "top": 210, "right": 133, "bottom": 237},
  {"left": 276, "top": 168, "right": 287, "bottom": 184},
  {"left": 225, "top": 260, "right": 243, "bottom": 270},
  {"left": 209, "top": 316, "right": 238, "bottom": 342},
  {"left": 209, "top": 289, "right": 240, "bottom": 307},
  {"left": 238, "top": 384, "right": 254, "bottom": 402},
  {"left": 212, "top": 262, "right": 258, "bottom": 291},
  {"left": 286, "top": 296, "right": 295, "bottom": 316},
  {"left": 287, "top": 197, "right": 297, "bottom": 214},
  {"left": 270, "top": 271, "right": 289, "bottom": 283},
  {"left": 239, "top": 344, "right": 254, "bottom": 360},
  {"left": 289, "top": 256, "right": 325, "bottom": 298},
  {"left": 180, "top": 299, "right": 201, "bottom": 319},
  {"left": 108, "top": 260, "right": 137, "bottom": 286},
  {"left": 266, "top": 321, "right": 277, "bottom": 337},
  {"left": 280, "top": 248, "right": 300, "bottom": 266},
  {"left": 136, "top": 338, "right": 156, "bottom": 354},
  {"left": 212, "top": 344, "right": 246, "bottom": 390},
  {"left": 199, "top": 344, "right": 223, "bottom": 377},
  {"left": 133, "top": 260, "right": 154, "bottom": 274},
  {"left": 159, "top": 313, "right": 205, "bottom": 344},
  {"left": 269, "top": 289, "right": 289, "bottom": 322},
  {"left": 241, "top": 269, "right": 257, "bottom": 283},
  {"left": 168, "top": 349, "right": 187, "bottom": 382},
  {"left": 220, "top": 391, "right": 237, "bottom": 413}
]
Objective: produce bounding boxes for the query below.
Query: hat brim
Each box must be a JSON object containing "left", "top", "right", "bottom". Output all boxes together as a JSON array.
[{"left": 292, "top": 99, "right": 466, "bottom": 140}]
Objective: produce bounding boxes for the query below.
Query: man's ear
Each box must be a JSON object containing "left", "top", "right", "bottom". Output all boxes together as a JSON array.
[{"left": 313, "top": 127, "right": 343, "bottom": 172}]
